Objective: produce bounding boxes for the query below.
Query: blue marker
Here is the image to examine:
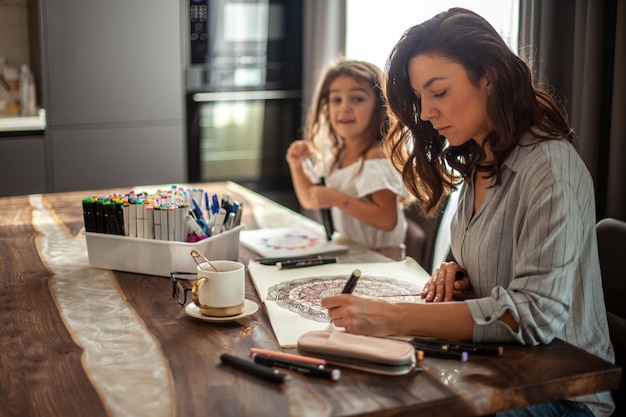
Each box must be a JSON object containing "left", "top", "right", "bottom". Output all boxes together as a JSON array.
[
  {"left": 229, "top": 201, "right": 240, "bottom": 219},
  {"left": 204, "top": 192, "right": 210, "bottom": 218},
  {"left": 211, "top": 193, "right": 220, "bottom": 215},
  {"left": 192, "top": 198, "right": 204, "bottom": 219},
  {"left": 191, "top": 198, "right": 209, "bottom": 235}
]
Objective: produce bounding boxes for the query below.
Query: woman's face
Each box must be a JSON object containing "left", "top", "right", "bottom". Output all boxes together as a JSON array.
[
  {"left": 408, "top": 54, "right": 491, "bottom": 147},
  {"left": 327, "top": 75, "right": 378, "bottom": 143}
]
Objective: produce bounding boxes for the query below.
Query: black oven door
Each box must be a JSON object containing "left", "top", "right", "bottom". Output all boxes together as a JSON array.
[{"left": 186, "top": 90, "right": 301, "bottom": 187}]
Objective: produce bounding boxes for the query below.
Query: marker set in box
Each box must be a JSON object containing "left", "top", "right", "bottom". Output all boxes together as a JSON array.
[{"left": 82, "top": 186, "right": 242, "bottom": 243}]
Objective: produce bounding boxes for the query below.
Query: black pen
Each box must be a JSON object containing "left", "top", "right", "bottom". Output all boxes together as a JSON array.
[
  {"left": 220, "top": 353, "right": 290, "bottom": 384},
  {"left": 276, "top": 257, "right": 337, "bottom": 270},
  {"left": 303, "top": 157, "right": 334, "bottom": 241},
  {"left": 252, "top": 353, "right": 341, "bottom": 381},
  {"left": 318, "top": 176, "right": 335, "bottom": 241},
  {"left": 412, "top": 337, "right": 503, "bottom": 357},
  {"left": 341, "top": 269, "right": 362, "bottom": 293},
  {"left": 412, "top": 345, "right": 469, "bottom": 362},
  {"left": 257, "top": 255, "right": 322, "bottom": 266}
]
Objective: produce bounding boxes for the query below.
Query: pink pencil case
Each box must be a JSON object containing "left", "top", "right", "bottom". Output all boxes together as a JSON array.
[{"left": 296, "top": 330, "right": 417, "bottom": 375}]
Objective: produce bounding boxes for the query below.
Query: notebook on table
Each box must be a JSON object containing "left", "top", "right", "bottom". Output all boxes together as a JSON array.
[{"left": 240, "top": 227, "right": 348, "bottom": 258}]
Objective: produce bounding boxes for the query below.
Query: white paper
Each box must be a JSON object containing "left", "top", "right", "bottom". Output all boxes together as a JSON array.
[
  {"left": 248, "top": 258, "right": 431, "bottom": 347},
  {"left": 240, "top": 227, "right": 348, "bottom": 258}
]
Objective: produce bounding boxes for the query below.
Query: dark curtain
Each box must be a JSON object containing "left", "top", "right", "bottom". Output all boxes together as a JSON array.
[
  {"left": 302, "top": 0, "right": 346, "bottom": 123},
  {"left": 519, "top": 0, "right": 626, "bottom": 222}
]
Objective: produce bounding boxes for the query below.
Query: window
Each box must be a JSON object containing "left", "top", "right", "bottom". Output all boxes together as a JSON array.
[{"left": 345, "top": 0, "right": 519, "bottom": 70}]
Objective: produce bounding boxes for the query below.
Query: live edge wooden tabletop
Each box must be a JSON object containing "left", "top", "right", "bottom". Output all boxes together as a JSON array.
[{"left": 0, "top": 182, "right": 621, "bottom": 417}]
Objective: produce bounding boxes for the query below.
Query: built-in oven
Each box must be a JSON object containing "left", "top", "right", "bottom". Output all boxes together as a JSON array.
[{"left": 186, "top": 0, "right": 303, "bottom": 187}]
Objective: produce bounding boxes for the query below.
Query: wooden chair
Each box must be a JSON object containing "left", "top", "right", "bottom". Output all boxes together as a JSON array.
[
  {"left": 404, "top": 185, "right": 462, "bottom": 274},
  {"left": 596, "top": 218, "right": 626, "bottom": 416},
  {"left": 404, "top": 202, "right": 442, "bottom": 273}
]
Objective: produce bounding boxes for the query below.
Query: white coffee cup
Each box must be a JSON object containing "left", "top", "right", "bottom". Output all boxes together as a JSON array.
[{"left": 191, "top": 260, "right": 245, "bottom": 317}]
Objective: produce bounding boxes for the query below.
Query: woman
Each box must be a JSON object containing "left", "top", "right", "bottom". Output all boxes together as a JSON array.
[{"left": 321, "top": 8, "right": 614, "bottom": 417}]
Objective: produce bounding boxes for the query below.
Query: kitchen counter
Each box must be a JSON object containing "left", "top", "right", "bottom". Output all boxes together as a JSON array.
[{"left": 0, "top": 109, "right": 46, "bottom": 133}]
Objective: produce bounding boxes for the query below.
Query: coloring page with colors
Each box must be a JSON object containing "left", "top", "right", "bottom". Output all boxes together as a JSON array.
[
  {"left": 240, "top": 227, "right": 349, "bottom": 258},
  {"left": 248, "top": 258, "right": 430, "bottom": 347}
]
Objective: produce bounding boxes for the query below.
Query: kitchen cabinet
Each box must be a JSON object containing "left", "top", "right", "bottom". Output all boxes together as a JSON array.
[
  {"left": 40, "top": 0, "right": 186, "bottom": 192},
  {"left": 0, "top": 134, "right": 46, "bottom": 197}
]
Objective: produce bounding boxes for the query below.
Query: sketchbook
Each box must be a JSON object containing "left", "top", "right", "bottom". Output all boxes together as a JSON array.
[
  {"left": 248, "top": 258, "right": 430, "bottom": 347},
  {"left": 239, "top": 227, "right": 349, "bottom": 258}
]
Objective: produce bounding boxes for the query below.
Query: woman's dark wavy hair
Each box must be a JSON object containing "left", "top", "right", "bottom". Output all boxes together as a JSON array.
[
  {"left": 383, "top": 7, "right": 573, "bottom": 216},
  {"left": 305, "top": 59, "right": 390, "bottom": 165}
]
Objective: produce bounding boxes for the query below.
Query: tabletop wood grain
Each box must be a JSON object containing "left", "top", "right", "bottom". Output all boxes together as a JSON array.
[{"left": 0, "top": 183, "right": 621, "bottom": 417}]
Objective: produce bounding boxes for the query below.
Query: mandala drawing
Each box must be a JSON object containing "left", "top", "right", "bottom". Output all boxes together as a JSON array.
[{"left": 266, "top": 275, "right": 423, "bottom": 322}]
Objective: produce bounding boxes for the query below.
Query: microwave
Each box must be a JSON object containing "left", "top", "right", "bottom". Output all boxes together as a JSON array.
[{"left": 187, "top": 0, "right": 302, "bottom": 92}]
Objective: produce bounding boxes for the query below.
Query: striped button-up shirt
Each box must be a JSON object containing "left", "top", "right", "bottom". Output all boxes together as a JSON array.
[{"left": 451, "top": 132, "right": 614, "bottom": 416}]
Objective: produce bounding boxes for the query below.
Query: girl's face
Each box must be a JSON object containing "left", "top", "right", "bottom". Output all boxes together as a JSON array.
[
  {"left": 327, "top": 75, "right": 378, "bottom": 143},
  {"left": 408, "top": 54, "right": 491, "bottom": 147}
]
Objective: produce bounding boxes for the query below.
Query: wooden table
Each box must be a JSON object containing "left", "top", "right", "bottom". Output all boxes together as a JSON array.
[{"left": 0, "top": 182, "right": 621, "bottom": 417}]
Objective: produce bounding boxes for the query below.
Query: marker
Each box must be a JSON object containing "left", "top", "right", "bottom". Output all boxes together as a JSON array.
[
  {"left": 122, "top": 201, "right": 130, "bottom": 236},
  {"left": 211, "top": 208, "right": 227, "bottom": 235},
  {"left": 341, "top": 269, "right": 362, "bottom": 293},
  {"left": 227, "top": 201, "right": 240, "bottom": 229},
  {"left": 302, "top": 157, "right": 315, "bottom": 173},
  {"left": 233, "top": 200, "right": 243, "bottom": 226},
  {"left": 249, "top": 348, "right": 327, "bottom": 366},
  {"left": 186, "top": 214, "right": 207, "bottom": 238},
  {"left": 211, "top": 193, "right": 220, "bottom": 215},
  {"left": 304, "top": 156, "right": 334, "bottom": 241},
  {"left": 192, "top": 197, "right": 204, "bottom": 219},
  {"left": 252, "top": 353, "right": 341, "bottom": 381},
  {"left": 257, "top": 256, "right": 323, "bottom": 266},
  {"left": 219, "top": 353, "right": 289, "bottom": 384},
  {"left": 414, "top": 347, "right": 469, "bottom": 362},
  {"left": 411, "top": 337, "right": 503, "bottom": 357},
  {"left": 276, "top": 257, "right": 337, "bottom": 270},
  {"left": 318, "top": 176, "right": 335, "bottom": 241}
]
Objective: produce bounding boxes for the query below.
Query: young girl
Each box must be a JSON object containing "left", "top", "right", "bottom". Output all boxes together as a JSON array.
[{"left": 285, "top": 59, "right": 407, "bottom": 256}]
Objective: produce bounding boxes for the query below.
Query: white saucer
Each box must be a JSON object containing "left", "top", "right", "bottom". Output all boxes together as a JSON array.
[{"left": 185, "top": 299, "right": 259, "bottom": 322}]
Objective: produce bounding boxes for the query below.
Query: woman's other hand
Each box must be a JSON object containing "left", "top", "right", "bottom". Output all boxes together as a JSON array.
[{"left": 421, "top": 261, "right": 472, "bottom": 302}]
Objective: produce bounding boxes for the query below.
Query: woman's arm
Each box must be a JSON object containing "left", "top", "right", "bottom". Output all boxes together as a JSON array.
[
  {"left": 322, "top": 293, "right": 518, "bottom": 339},
  {"left": 322, "top": 294, "right": 476, "bottom": 340}
]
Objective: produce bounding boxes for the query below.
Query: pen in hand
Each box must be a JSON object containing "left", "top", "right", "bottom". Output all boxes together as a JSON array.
[
  {"left": 303, "top": 157, "right": 335, "bottom": 241},
  {"left": 341, "top": 269, "right": 361, "bottom": 293}
]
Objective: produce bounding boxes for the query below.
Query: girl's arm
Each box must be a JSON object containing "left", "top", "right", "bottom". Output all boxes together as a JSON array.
[
  {"left": 321, "top": 187, "right": 399, "bottom": 231},
  {"left": 328, "top": 146, "right": 401, "bottom": 230}
]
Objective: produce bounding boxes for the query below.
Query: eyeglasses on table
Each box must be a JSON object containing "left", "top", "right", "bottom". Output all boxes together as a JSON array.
[{"left": 170, "top": 271, "right": 197, "bottom": 305}]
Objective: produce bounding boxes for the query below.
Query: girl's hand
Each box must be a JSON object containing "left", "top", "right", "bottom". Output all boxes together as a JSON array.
[
  {"left": 286, "top": 140, "right": 311, "bottom": 169},
  {"left": 321, "top": 294, "right": 398, "bottom": 336},
  {"left": 421, "top": 261, "right": 472, "bottom": 302},
  {"left": 308, "top": 185, "right": 337, "bottom": 209}
]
